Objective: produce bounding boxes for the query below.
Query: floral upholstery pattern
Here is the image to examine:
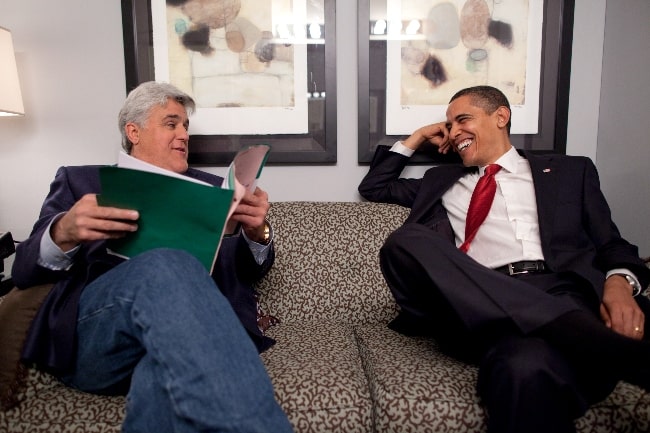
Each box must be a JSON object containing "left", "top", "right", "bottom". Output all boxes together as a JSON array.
[
  {"left": 356, "top": 323, "right": 487, "bottom": 433},
  {"left": 1, "top": 368, "right": 124, "bottom": 432},
  {"left": 1, "top": 201, "right": 649, "bottom": 432},
  {"left": 257, "top": 202, "right": 407, "bottom": 325},
  {"left": 262, "top": 321, "right": 372, "bottom": 433}
]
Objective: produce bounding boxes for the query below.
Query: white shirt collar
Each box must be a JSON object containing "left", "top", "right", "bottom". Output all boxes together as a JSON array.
[{"left": 479, "top": 146, "right": 522, "bottom": 175}]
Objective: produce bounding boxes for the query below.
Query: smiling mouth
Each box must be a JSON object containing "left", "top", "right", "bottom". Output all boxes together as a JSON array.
[{"left": 456, "top": 138, "right": 472, "bottom": 152}]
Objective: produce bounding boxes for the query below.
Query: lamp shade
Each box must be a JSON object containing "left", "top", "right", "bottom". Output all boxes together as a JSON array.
[{"left": 0, "top": 27, "right": 24, "bottom": 116}]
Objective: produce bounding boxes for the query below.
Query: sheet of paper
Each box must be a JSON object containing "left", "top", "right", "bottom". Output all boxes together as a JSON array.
[{"left": 118, "top": 151, "right": 212, "bottom": 186}]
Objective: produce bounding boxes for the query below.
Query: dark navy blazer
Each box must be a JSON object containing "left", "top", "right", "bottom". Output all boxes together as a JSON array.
[{"left": 12, "top": 165, "right": 274, "bottom": 372}]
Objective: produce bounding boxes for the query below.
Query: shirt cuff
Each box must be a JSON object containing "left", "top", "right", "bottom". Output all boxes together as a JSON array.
[
  {"left": 37, "top": 214, "right": 79, "bottom": 271},
  {"left": 606, "top": 268, "right": 642, "bottom": 297},
  {"left": 241, "top": 223, "right": 273, "bottom": 265},
  {"left": 390, "top": 140, "right": 415, "bottom": 157}
]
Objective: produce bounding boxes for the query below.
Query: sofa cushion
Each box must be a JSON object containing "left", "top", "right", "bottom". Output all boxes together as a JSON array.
[
  {"left": 356, "top": 323, "right": 650, "bottom": 433},
  {"left": 355, "top": 323, "right": 486, "bottom": 433},
  {"left": 0, "top": 285, "right": 53, "bottom": 410},
  {"left": 258, "top": 202, "right": 408, "bottom": 325},
  {"left": 0, "top": 368, "right": 123, "bottom": 432},
  {"left": 262, "top": 320, "right": 373, "bottom": 433},
  {"left": 574, "top": 383, "right": 650, "bottom": 433}
]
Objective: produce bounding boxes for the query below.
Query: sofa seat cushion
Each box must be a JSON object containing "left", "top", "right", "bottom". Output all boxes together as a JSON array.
[
  {"left": 0, "top": 368, "right": 123, "bottom": 432},
  {"left": 262, "top": 320, "right": 373, "bottom": 433},
  {"left": 355, "top": 323, "right": 485, "bottom": 433},
  {"left": 356, "top": 323, "right": 650, "bottom": 433},
  {"left": 574, "top": 382, "right": 650, "bottom": 433}
]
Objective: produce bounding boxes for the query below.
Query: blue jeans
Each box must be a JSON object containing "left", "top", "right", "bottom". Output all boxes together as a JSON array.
[{"left": 59, "top": 248, "right": 292, "bottom": 433}]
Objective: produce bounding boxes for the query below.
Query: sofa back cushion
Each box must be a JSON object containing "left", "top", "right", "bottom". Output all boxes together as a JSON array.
[{"left": 257, "top": 202, "right": 409, "bottom": 324}]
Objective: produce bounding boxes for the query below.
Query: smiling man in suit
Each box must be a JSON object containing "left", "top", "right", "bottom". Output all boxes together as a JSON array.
[{"left": 359, "top": 85, "right": 650, "bottom": 433}]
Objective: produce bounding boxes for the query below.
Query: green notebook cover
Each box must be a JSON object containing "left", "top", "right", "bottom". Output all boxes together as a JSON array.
[{"left": 98, "top": 167, "right": 234, "bottom": 272}]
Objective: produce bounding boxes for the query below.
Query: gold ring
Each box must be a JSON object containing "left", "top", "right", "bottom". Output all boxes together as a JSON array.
[{"left": 635, "top": 326, "right": 642, "bottom": 333}]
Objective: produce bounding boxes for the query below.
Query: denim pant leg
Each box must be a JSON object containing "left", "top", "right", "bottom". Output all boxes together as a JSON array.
[{"left": 60, "top": 248, "right": 292, "bottom": 433}]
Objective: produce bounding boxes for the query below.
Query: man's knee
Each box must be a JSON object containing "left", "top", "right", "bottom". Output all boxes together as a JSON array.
[
  {"left": 109, "top": 248, "right": 219, "bottom": 301},
  {"left": 478, "top": 336, "right": 576, "bottom": 395},
  {"left": 382, "top": 224, "right": 440, "bottom": 256},
  {"left": 131, "top": 248, "right": 204, "bottom": 272}
]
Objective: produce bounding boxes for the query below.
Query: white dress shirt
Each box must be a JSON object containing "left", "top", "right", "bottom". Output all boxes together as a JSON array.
[{"left": 441, "top": 147, "right": 544, "bottom": 268}]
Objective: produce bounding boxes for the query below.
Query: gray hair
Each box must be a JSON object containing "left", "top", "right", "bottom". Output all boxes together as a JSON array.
[{"left": 118, "top": 81, "right": 196, "bottom": 153}]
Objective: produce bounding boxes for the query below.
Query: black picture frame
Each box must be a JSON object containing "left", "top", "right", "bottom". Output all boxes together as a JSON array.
[
  {"left": 121, "top": 0, "right": 337, "bottom": 165},
  {"left": 357, "top": 0, "right": 575, "bottom": 164}
]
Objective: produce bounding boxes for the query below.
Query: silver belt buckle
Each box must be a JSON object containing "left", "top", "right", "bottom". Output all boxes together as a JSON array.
[{"left": 508, "top": 263, "right": 529, "bottom": 275}]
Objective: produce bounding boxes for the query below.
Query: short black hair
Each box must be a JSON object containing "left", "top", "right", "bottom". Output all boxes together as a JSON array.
[{"left": 449, "top": 86, "right": 512, "bottom": 134}]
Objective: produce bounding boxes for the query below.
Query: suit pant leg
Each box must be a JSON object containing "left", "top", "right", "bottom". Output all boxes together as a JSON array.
[
  {"left": 380, "top": 223, "right": 580, "bottom": 337},
  {"left": 477, "top": 335, "right": 617, "bottom": 433},
  {"left": 380, "top": 224, "right": 621, "bottom": 431}
]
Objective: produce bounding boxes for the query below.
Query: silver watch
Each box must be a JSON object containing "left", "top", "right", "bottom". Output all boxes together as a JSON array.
[{"left": 614, "top": 273, "right": 642, "bottom": 297}]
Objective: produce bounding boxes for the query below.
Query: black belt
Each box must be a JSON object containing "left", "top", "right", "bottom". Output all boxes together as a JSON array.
[{"left": 494, "top": 260, "right": 548, "bottom": 276}]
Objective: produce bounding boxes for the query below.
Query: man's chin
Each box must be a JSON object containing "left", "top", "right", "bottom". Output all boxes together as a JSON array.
[
  {"left": 166, "top": 160, "right": 189, "bottom": 174},
  {"left": 459, "top": 154, "right": 473, "bottom": 167}
]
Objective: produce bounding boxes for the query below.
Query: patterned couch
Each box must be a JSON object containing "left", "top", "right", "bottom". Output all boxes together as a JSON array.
[{"left": 1, "top": 201, "right": 649, "bottom": 432}]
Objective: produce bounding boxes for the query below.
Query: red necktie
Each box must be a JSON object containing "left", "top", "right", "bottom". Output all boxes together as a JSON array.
[{"left": 459, "top": 164, "right": 501, "bottom": 253}]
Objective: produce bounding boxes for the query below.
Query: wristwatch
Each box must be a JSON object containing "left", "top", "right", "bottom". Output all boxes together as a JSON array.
[
  {"left": 612, "top": 273, "right": 642, "bottom": 297},
  {"left": 260, "top": 220, "right": 271, "bottom": 245}
]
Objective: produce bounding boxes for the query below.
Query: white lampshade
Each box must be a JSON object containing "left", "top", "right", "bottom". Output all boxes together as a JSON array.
[{"left": 0, "top": 27, "right": 25, "bottom": 116}]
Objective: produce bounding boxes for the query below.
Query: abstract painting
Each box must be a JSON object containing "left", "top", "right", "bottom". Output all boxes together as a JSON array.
[
  {"left": 152, "top": 0, "right": 308, "bottom": 135},
  {"left": 384, "top": 0, "right": 543, "bottom": 135},
  {"left": 357, "top": 0, "right": 574, "bottom": 163}
]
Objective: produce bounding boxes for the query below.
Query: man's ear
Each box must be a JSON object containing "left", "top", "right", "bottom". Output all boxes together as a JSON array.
[
  {"left": 495, "top": 106, "right": 511, "bottom": 129},
  {"left": 125, "top": 122, "right": 140, "bottom": 146}
]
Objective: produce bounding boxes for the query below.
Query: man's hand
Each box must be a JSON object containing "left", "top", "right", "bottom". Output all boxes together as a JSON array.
[
  {"left": 51, "top": 194, "right": 139, "bottom": 252},
  {"left": 402, "top": 122, "right": 451, "bottom": 154},
  {"left": 230, "top": 187, "right": 271, "bottom": 244},
  {"left": 600, "top": 274, "right": 644, "bottom": 340}
]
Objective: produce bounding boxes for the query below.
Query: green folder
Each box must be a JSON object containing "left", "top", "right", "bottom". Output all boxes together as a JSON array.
[{"left": 98, "top": 167, "right": 234, "bottom": 272}]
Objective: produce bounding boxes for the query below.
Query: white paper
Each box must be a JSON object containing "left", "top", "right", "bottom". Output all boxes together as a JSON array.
[{"left": 117, "top": 152, "right": 212, "bottom": 186}]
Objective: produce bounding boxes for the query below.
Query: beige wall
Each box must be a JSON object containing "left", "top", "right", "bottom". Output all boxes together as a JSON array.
[{"left": 1, "top": 0, "right": 648, "bottom": 258}]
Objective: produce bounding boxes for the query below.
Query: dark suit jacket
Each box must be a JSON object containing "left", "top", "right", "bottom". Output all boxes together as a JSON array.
[
  {"left": 358, "top": 146, "right": 650, "bottom": 301},
  {"left": 12, "top": 165, "right": 274, "bottom": 372}
]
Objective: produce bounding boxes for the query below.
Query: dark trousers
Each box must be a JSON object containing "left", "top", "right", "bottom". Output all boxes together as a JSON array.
[{"left": 379, "top": 223, "right": 622, "bottom": 433}]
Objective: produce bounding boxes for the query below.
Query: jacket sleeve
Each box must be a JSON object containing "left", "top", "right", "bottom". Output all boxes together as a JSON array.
[
  {"left": 580, "top": 158, "right": 650, "bottom": 288},
  {"left": 12, "top": 167, "right": 79, "bottom": 289},
  {"left": 358, "top": 145, "right": 421, "bottom": 208}
]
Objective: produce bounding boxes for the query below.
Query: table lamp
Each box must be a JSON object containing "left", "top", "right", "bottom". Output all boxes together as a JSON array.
[
  {"left": 0, "top": 26, "right": 22, "bottom": 292},
  {"left": 0, "top": 26, "right": 24, "bottom": 116}
]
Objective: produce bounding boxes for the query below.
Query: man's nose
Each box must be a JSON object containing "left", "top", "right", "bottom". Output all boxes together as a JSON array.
[{"left": 448, "top": 124, "right": 459, "bottom": 141}]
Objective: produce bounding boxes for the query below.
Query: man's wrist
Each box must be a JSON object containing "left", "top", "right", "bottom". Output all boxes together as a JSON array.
[
  {"left": 244, "top": 219, "right": 272, "bottom": 245},
  {"left": 258, "top": 219, "right": 271, "bottom": 245},
  {"left": 391, "top": 141, "right": 415, "bottom": 157},
  {"left": 607, "top": 271, "right": 642, "bottom": 297}
]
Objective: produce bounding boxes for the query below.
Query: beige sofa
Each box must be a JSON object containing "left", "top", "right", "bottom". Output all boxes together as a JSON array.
[{"left": 1, "top": 201, "right": 649, "bottom": 432}]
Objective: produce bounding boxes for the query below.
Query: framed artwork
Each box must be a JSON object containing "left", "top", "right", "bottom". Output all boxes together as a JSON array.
[
  {"left": 358, "top": 0, "right": 575, "bottom": 163},
  {"left": 121, "top": 0, "right": 337, "bottom": 165}
]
